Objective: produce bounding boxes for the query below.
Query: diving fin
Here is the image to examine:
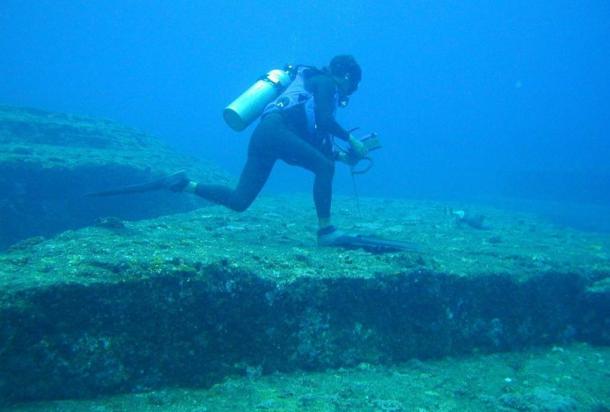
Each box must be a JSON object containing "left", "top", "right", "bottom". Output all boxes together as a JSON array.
[
  {"left": 331, "top": 234, "right": 419, "bottom": 254},
  {"left": 86, "top": 171, "right": 189, "bottom": 197},
  {"left": 319, "top": 226, "right": 419, "bottom": 254}
]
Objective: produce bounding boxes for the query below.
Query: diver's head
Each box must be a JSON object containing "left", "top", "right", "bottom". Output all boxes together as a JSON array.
[{"left": 329, "top": 55, "right": 361, "bottom": 97}]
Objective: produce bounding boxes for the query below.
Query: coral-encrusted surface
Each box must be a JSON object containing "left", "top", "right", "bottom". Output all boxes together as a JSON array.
[
  {"left": 4, "top": 344, "right": 609, "bottom": 411},
  {"left": 2, "top": 195, "right": 609, "bottom": 291},
  {"left": 0, "top": 105, "right": 229, "bottom": 249},
  {"left": 1, "top": 195, "right": 609, "bottom": 404}
]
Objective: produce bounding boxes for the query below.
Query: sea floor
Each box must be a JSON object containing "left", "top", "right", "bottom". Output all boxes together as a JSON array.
[
  {"left": 3, "top": 194, "right": 609, "bottom": 293},
  {"left": 3, "top": 343, "right": 609, "bottom": 412}
]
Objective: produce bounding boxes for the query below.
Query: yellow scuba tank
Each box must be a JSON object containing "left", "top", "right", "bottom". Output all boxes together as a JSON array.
[{"left": 223, "top": 68, "right": 293, "bottom": 132}]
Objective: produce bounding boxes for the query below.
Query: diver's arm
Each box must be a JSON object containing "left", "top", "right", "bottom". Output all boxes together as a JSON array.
[{"left": 310, "top": 75, "right": 350, "bottom": 141}]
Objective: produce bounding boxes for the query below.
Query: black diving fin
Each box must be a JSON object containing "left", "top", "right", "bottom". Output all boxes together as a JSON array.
[
  {"left": 330, "top": 233, "right": 419, "bottom": 254},
  {"left": 85, "top": 171, "right": 188, "bottom": 197}
]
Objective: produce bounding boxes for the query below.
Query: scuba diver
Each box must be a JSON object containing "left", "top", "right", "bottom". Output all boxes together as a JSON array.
[
  {"left": 177, "top": 55, "right": 367, "bottom": 246},
  {"left": 90, "top": 55, "right": 415, "bottom": 253}
]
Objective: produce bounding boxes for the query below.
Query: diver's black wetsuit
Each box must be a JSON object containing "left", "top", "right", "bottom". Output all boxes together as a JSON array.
[{"left": 194, "top": 73, "right": 350, "bottom": 219}]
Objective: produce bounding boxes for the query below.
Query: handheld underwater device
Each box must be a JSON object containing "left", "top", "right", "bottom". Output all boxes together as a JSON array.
[
  {"left": 336, "top": 132, "right": 382, "bottom": 175},
  {"left": 223, "top": 67, "right": 294, "bottom": 132}
]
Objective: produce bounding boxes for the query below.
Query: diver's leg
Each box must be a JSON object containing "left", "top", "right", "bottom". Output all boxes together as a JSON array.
[
  {"left": 193, "top": 154, "right": 274, "bottom": 212},
  {"left": 275, "top": 135, "right": 335, "bottom": 227},
  {"left": 313, "top": 168, "right": 334, "bottom": 226},
  {"left": 189, "top": 119, "right": 277, "bottom": 212}
]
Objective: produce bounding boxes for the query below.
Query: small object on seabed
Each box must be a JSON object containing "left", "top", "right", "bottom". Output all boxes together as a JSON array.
[
  {"left": 446, "top": 207, "right": 487, "bottom": 230},
  {"left": 94, "top": 216, "right": 126, "bottom": 229}
]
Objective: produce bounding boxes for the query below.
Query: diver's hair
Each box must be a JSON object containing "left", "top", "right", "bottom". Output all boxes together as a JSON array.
[{"left": 329, "top": 55, "right": 362, "bottom": 83}]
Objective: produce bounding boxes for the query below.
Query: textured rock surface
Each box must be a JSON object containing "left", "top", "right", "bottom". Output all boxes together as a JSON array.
[
  {"left": 0, "top": 105, "right": 229, "bottom": 249},
  {"left": 1, "top": 195, "right": 609, "bottom": 403},
  {"left": 4, "top": 344, "right": 609, "bottom": 411}
]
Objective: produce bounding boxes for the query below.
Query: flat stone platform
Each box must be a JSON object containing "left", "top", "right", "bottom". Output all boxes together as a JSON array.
[
  {"left": 0, "top": 105, "right": 229, "bottom": 249},
  {"left": 1, "top": 195, "right": 609, "bottom": 403}
]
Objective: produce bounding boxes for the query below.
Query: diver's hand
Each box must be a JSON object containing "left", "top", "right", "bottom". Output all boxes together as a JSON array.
[
  {"left": 335, "top": 151, "right": 351, "bottom": 164},
  {"left": 348, "top": 134, "right": 368, "bottom": 158}
]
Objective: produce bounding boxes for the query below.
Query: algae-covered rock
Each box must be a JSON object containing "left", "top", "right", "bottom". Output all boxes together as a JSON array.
[
  {"left": 499, "top": 387, "right": 578, "bottom": 412},
  {"left": 0, "top": 195, "right": 609, "bottom": 403},
  {"left": 0, "top": 105, "right": 230, "bottom": 249},
  {"left": 3, "top": 343, "right": 609, "bottom": 411}
]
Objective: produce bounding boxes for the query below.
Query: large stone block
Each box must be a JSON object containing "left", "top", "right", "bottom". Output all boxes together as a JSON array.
[{"left": 0, "top": 105, "right": 230, "bottom": 249}]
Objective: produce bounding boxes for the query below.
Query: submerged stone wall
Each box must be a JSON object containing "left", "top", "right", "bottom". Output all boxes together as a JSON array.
[
  {"left": 0, "top": 105, "right": 229, "bottom": 249},
  {"left": 1, "top": 266, "right": 608, "bottom": 404},
  {"left": 2, "top": 195, "right": 609, "bottom": 405}
]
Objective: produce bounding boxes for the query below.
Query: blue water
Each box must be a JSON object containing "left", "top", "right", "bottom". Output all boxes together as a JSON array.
[{"left": 1, "top": 1, "right": 609, "bottom": 229}]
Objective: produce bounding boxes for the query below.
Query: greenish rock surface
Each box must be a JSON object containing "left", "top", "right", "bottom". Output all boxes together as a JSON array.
[
  {"left": 3, "top": 343, "right": 608, "bottom": 411},
  {"left": 0, "top": 105, "right": 229, "bottom": 249},
  {"left": 1, "top": 194, "right": 609, "bottom": 404}
]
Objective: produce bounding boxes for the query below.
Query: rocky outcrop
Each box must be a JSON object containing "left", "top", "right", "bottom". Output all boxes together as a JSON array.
[
  {"left": 0, "top": 105, "right": 230, "bottom": 249},
  {"left": 1, "top": 195, "right": 608, "bottom": 403}
]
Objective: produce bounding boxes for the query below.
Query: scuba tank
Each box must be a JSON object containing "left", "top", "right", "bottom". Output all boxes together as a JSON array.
[{"left": 223, "top": 67, "right": 294, "bottom": 132}]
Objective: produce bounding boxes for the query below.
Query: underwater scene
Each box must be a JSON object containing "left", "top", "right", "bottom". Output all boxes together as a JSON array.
[{"left": 1, "top": 2, "right": 609, "bottom": 411}]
